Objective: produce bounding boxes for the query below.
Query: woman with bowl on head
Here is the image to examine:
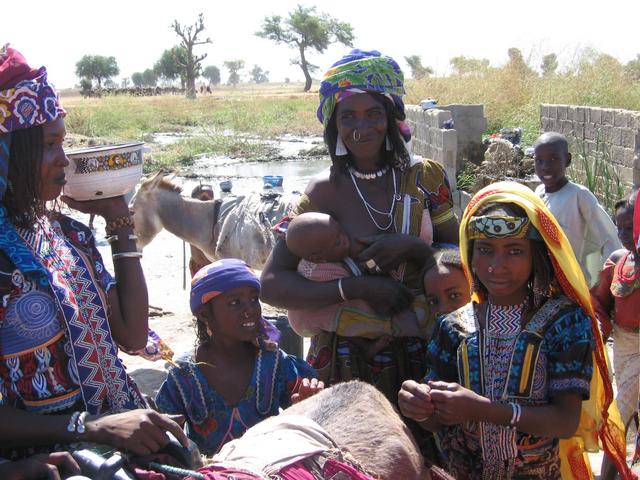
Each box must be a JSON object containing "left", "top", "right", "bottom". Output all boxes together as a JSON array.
[
  {"left": 0, "top": 45, "right": 187, "bottom": 460},
  {"left": 260, "top": 49, "right": 459, "bottom": 406}
]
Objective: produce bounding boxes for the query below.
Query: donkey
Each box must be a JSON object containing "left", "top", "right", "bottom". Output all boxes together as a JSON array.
[{"left": 131, "top": 171, "right": 296, "bottom": 269}]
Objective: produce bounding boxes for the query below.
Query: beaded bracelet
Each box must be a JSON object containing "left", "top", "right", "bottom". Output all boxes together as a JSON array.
[
  {"left": 113, "top": 251, "right": 143, "bottom": 260},
  {"left": 76, "top": 411, "right": 89, "bottom": 434},
  {"left": 105, "top": 215, "right": 134, "bottom": 235}
]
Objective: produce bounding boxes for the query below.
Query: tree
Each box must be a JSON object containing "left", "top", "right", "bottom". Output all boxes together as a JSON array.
[
  {"left": 155, "top": 46, "right": 189, "bottom": 88},
  {"left": 256, "top": 5, "right": 354, "bottom": 91},
  {"left": 506, "top": 47, "right": 534, "bottom": 76},
  {"left": 224, "top": 60, "right": 245, "bottom": 86},
  {"left": 250, "top": 65, "right": 269, "bottom": 83},
  {"left": 624, "top": 54, "right": 640, "bottom": 83},
  {"left": 75, "top": 55, "right": 119, "bottom": 88},
  {"left": 541, "top": 53, "right": 558, "bottom": 76},
  {"left": 121, "top": 77, "right": 130, "bottom": 88},
  {"left": 202, "top": 65, "right": 221, "bottom": 85},
  {"left": 142, "top": 69, "right": 158, "bottom": 87},
  {"left": 171, "top": 13, "right": 212, "bottom": 98},
  {"left": 450, "top": 56, "right": 490, "bottom": 76},
  {"left": 404, "top": 55, "right": 433, "bottom": 79},
  {"left": 131, "top": 72, "right": 144, "bottom": 88}
]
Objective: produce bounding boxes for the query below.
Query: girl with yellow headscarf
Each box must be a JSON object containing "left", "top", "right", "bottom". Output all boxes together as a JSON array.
[{"left": 398, "top": 181, "right": 633, "bottom": 479}]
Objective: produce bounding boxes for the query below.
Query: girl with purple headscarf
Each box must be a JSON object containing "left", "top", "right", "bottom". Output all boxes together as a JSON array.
[{"left": 155, "top": 258, "right": 323, "bottom": 456}]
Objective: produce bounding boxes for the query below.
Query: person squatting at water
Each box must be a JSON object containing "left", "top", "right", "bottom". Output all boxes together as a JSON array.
[
  {"left": 0, "top": 45, "right": 188, "bottom": 462},
  {"left": 398, "top": 181, "right": 634, "bottom": 479}
]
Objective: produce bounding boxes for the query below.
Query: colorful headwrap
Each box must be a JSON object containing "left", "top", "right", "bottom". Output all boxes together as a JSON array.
[
  {"left": 317, "top": 49, "right": 406, "bottom": 129},
  {"left": 0, "top": 45, "right": 66, "bottom": 287},
  {"left": 190, "top": 258, "right": 261, "bottom": 314},
  {"left": 467, "top": 215, "right": 543, "bottom": 241},
  {"left": 459, "top": 181, "right": 635, "bottom": 480}
]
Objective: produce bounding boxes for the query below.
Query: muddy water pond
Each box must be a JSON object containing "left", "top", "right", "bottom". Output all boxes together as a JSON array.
[{"left": 154, "top": 133, "right": 331, "bottom": 195}]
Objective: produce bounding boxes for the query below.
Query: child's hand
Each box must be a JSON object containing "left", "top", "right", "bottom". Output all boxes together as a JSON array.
[
  {"left": 291, "top": 378, "right": 324, "bottom": 403},
  {"left": 398, "top": 380, "right": 435, "bottom": 423},
  {"left": 428, "top": 380, "right": 489, "bottom": 425}
]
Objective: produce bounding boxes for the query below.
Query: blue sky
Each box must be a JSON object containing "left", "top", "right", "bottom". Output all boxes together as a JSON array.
[{"left": 6, "top": 0, "right": 639, "bottom": 88}]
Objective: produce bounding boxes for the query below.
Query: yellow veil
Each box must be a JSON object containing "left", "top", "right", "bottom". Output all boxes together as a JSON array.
[{"left": 458, "top": 181, "right": 633, "bottom": 480}]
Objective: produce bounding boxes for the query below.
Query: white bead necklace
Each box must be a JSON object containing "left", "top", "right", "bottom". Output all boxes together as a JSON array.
[
  {"left": 348, "top": 167, "right": 397, "bottom": 231},
  {"left": 347, "top": 165, "right": 390, "bottom": 180}
]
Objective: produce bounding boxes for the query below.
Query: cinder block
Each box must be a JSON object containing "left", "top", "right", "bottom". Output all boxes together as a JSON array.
[
  {"left": 575, "top": 107, "right": 586, "bottom": 123},
  {"left": 589, "top": 108, "right": 602, "bottom": 125},
  {"left": 601, "top": 109, "right": 614, "bottom": 126},
  {"left": 547, "top": 105, "right": 557, "bottom": 119},
  {"left": 442, "top": 129, "right": 457, "bottom": 150},
  {"left": 612, "top": 146, "right": 626, "bottom": 165},
  {"left": 611, "top": 127, "right": 623, "bottom": 146},
  {"left": 557, "top": 105, "right": 568, "bottom": 120},
  {"left": 540, "top": 105, "right": 549, "bottom": 118},
  {"left": 561, "top": 120, "right": 573, "bottom": 135},
  {"left": 567, "top": 107, "right": 575, "bottom": 122},
  {"left": 623, "top": 148, "right": 636, "bottom": 168},
  {"left": 613, "top": 112, "right": 629, "bottom": 128},
  {"left": 621, "top": 128, "right": 636, "bottom": 149}
]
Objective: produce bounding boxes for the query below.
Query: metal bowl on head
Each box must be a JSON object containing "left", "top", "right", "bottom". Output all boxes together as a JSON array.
[{"left": 63, "top": 142, "right": 144, "bottom": 201}]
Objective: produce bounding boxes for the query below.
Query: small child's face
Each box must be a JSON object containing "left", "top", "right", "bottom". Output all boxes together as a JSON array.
[
  {"left": 204, "top": 286, "right": 262, "bottom": 342},
  {"left": 423, "top": 265, "right": 470, "bottom": 317},
  {"left": 615, "top": 206, "right": 635, "bottom": 253},
  {"left": 534, "top": 142, "right": 569, "bottom": 193}
]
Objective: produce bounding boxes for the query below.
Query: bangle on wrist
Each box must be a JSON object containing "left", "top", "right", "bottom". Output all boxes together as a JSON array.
[
  {"left": 414, "top": 414, "right": 432, "bottom": 422},
  {"left": 337, "top": 278, "right": 348, "bottom": 301},
  {"left": 107, "top": 234, "right": 138, "bottom": 244},
  {"left": 112, "top": 251, "right": 143, "bottom": 260},
  {"left": 66, "top": 410, "right": 88, "bottom": 436},
  {"left": 508, "top": 402, "right": 522, "bottom": 428},
  {"left": 67, "top": 411, "right": 81, "bottom": 432}
]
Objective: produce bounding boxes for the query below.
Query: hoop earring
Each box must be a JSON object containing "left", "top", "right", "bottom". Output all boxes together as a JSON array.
[
  {"left": 353, "top": 130, "right": 361, "bottom": 142},
  {"left": 335, "top": 135, "right": 348, "bottom": 156}
]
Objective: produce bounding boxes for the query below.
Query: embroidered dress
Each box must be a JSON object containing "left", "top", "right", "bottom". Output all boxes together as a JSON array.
[
  {"left": 0, "top": 214, "right": 146, "bottom": 459},
  {"left": 155, "top": 348, "right": 316, "bottom": 456},
  {"left": 425, "top": 298, "right": 594, "bottom": 479}
]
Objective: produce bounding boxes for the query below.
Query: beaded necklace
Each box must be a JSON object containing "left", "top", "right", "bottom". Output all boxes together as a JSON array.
[
  {"left": 348, "top": 167, "right": 397, "bottom": 231},
  {"left": 347, "top": 164, "right": 390, "bottom": 180}
]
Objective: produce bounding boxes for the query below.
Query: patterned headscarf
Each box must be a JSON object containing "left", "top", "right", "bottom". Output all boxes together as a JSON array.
[
  {"left": 0, "top": 45, "right": 66, "bottom": 286},
  {"left": 190, "top": 258, "right": 261, "bottom": 314},
  {"left": 317, "top": 49, "right": 406, "bottom": 129},
  {"left": 459, "top": 181, "right": 634, "bottom": 480}
]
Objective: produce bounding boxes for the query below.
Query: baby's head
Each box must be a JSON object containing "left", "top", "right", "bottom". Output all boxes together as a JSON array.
[
  {"left": 423, "top": 248, "right": 470, "bottom": 318},
  {"left": 286, "top": 212, "right": 350, "bottom": 263},
  {"left": 191, "top": 183, "right": 214, "bottom": 201},
  {"left": 533, "top": 132, "right": 571, "bottom": 193}
]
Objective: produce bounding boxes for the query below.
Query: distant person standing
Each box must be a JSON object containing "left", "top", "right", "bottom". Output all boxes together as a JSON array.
[
  {"left": 189, "top": 183, "right": 215, "bottom": 276},
  {"left": 534, "top": 132, "right": 620, "bottom": 286}
]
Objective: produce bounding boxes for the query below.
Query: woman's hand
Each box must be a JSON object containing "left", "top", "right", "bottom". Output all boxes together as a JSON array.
[
  {"left": 85, "top": 409, "right": 188, "bottom": 456},
  {"left": 291, "top": 378, "right": 324, "bottom": 403},
  {"left": 344, "top": 275, "right": 413, "bottom": 316},
  {"left": 60, "top": 195, "right": 130, "bottom": 221},
  {"left": 398, "top": 380, "right": 435, "bottom": 423},
  {"left": 357, "top": 234, "right": 432, "bottom": 272},
  {"left": 427, "top": 381, "right": 489, "bottom": 425},
  {"left": 0, "top": 452, "right": 81, "bottom": 480}
]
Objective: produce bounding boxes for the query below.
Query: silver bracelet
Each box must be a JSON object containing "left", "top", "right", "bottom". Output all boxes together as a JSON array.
[
  {"left": 76, "top": 411, "right": 89, "bottom": 434},
  {"left": 337, "top": 278, "right": 347, "bottom": 301},
  {"left": 509, "top": 402, "right": 522, "bottom": 428},
  {"left": 414, "top": 414, "right": 432, "bottom": 422},
  {"left": 67, "top": 411, "right": 81, "bottom": 432},
  {"left": 112, "top": 251, "right": 143, "bottom": 260},
  {"left": 107, "top": 234, "right": 138, "bottom": 244}
]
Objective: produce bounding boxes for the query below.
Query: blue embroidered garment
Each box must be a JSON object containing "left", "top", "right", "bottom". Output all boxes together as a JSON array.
[
  {"left": 425, "top": 297, "right": 594, "bottom": 479},
  {"left": 155, "top": 348, "right": 316, "bottom": 456}
]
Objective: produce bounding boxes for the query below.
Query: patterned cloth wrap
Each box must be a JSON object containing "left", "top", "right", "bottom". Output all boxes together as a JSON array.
[
  {"left": 0, "top": 45, "right": 66, "bottom": 288},
  {"left": 190, "top": 258, "right": 280, "bottom": 345},
  {"left": 458, "top": 181, "right": 634, "bottom": 480},
  {"left": 316, "top": 49, "right": 407, "bottom": 133}
]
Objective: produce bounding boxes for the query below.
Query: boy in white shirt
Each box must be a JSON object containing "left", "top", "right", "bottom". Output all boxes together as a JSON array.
[{"left": 534, "top": 132, "right": 621, "bottom": 286}]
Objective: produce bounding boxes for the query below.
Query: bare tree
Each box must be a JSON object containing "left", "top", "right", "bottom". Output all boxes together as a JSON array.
[{"left": 171, "top": 13, "right": 212, "bottom": 98}]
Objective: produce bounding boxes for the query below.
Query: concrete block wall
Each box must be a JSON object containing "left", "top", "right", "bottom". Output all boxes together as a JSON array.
[
  {"left": 438, "top": 104, "right": 488, "bottom": 167},
  {"left": 405, "top": 106, "right": 458, "bottom": 189},
  {"left": 540, "top": 104, "right": 640, "bottom": 186}
]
